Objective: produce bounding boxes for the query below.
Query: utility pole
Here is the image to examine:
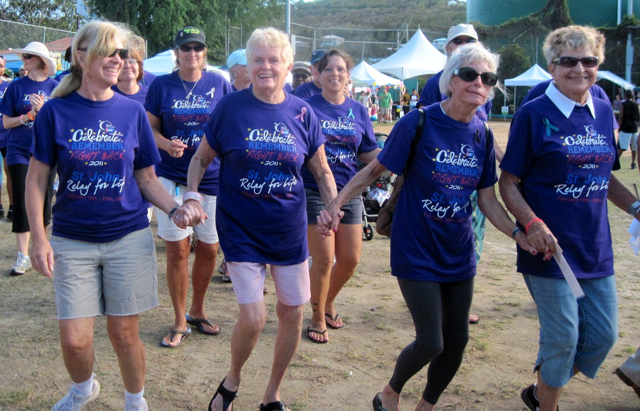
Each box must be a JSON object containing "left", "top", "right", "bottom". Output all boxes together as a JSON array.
[{"left": 625, "top": 0, "right": 633, "bottom": 82}]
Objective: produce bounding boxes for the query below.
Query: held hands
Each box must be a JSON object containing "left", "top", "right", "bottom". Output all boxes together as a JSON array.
[
  {"left": 29, "top": 94, "right": 44, "bottom": 113},
  {"left": 316, "top": 205, "right": 345, "bottom": 239},
  {"left": 525, "top": 220, "right": 557, "bottom": 261},
  {"left": 166, "top": 139, "right": 188, "bottom": 158},
  {"left": 31, "top": 239, "right": 54, "bottom": 278},
  {"left": 173, "top": 199, "right": 208, "bottom": 228}
]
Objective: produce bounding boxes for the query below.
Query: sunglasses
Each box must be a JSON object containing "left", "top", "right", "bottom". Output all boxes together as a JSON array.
[
  {"left": 453, "top": 67, "right": 498, "bottom": 86},
  {"left": 22, "top": 54, "right": 33, "bottom": 60},
  {"left": 552, "top": 56, "right": 599, "bottom": 68},
  {"left": 451, "top": 38, "right": 477, "bottom": 46},
  {"left": 179, "top": 44, "right": 205, "bottom": 53},
  {"left": 77, "top": 48, "right": 129, "bottom": 59}
]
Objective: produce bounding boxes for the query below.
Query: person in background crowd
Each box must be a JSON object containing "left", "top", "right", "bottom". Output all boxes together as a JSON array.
[
  {"left": 378, "top": 87, "right": 392, "bottom": 123},
  {"left": 617, "top": 89, "right": 640, "bottom": 169},
  {"left": 26, "top": 21, "right": 204, "bottom": 411},
  {"left": 18, "top": 66, "right": 28, "bottom": 78},
  {"left": 0, "top": 41, "right": 58, "bottom": 276},
  {"left": 613, "top": 93, "right": 622, "bottom": 115},
  {"left": 303, "top": 49, "right": 380, "bottom": 344},
  {"left": 409, "top": 88, "right": 419, "bottom": 110},
  {"left": 186, "top": 27, "right": 341, "bottom": 411},
  {"left": 129, "top": 34, "right": 156, "bottom": 87},
  {"left": 0, "top": 55, "right": 11, "bottom": 219},
  {"left": 227, "top": 49, "right": 251, "bottom": 91},
  {"left": 320, "top": 43, "right": 534, "bottom": 411},
  {"left": 499, "top": 25, "right": 640, "bottom": 411},
  {"left": 617, "top": 347, "right": 640, "bottom": 400},
  {"left": 54, "top": 46, "right": 72, "bottom": 82},
  {"left": 146, "top": 26, "right": 232, "bottom": 348},
  {"left": 0, "top": 55, "right": 11, "bottom": 81},
  {"left": 294, "top": 49, "right": 326, "bottom": 99},
  {"left": 291, "top": 61, "right": 312, "bottom": 91},
  {"left": 113, "top": 47, "right": 148, "bottom": 105}
]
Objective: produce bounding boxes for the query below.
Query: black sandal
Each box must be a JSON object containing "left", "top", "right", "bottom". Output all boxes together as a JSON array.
[
  {"left": 207, "top": 378, "right": 237, "bottom": 411},
  {"left": 259, "top": 401, "right": 287, "bottom": 411}
]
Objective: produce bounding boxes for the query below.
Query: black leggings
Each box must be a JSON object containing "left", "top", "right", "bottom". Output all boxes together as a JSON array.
[
  {"left": 389, "top": 277, "right": 474, "bottom": 405},
  {"left": 9, "top": 163, "right": 54, "bottom": 233}
]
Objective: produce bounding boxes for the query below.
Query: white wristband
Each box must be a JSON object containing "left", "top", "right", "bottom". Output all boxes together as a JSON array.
[{"left": 183, "top": 191, "right": 203, "bottom": 204}]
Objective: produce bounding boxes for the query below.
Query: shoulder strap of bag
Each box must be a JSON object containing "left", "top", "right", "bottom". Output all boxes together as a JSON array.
[
  {"left": 402, "top": 108, "right": 426, "bottom": 177},
  {"left": 484, "top": 121, "right": 491, "bottom": 151}
]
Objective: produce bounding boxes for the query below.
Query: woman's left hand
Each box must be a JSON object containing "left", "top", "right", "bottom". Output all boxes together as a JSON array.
[
  {"left": 514, "top": 230, "right": 538, "bottom": 256},
  {"left": 172, "top": 201, "right": 208, "bottom": 228},
  {"left": 29, "top": 94, "right": 44, "bottom": 113},
  {"left": 316, "top": 207, "right": 344, "bottom": 239}
]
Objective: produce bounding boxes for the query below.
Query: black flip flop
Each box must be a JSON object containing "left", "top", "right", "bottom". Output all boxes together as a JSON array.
[
  {"left": 325, "top": 313, "right": 343, "bottom": 329},
  {"left": 259, "top": 401, "right": 288, "bottom": 411},
  {"left": 186, "top": 314, "right": 221, "bottom": 335},
  {"left": 306, "top": 327, "right": 328, "bottom": 344},
  {"left": 160, "top": 328, "right": 191, "bottom": 348}
]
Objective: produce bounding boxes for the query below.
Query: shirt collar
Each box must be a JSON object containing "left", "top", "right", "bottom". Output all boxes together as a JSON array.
[{"left": 545, "top": 82, "right": 596, "bottom": 119}]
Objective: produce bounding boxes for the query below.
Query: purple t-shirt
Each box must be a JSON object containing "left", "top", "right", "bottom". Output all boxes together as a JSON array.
[
  {"left": 0, "top": 76, "right": 58, "bottom": 165},
  {"left": 145, "top": 70, "right": 232, "bottom": 195},
  {"left": 500, "top": 95, "right": 618, "bottom": 279},
  {"left": 31, "top": 91, "right": 161, "bottom": 243},
  {"left": 112, "top": 84, "right": 149, "bottom": 106},
  {"left": 378, "top": 105, "right": 497, "bottom": 282},
  {"left": 204, "top": 89, "right": 325, "bottom": 265},
  {"left": 302, "top": 94, "right": 378, "bottom": 190},
  {"left": 0, "top": 80, "right": 10, "bottom": 149},
  {"left": 294, "top": 81, "right": 322, "bottom": 100},
  {"left": 54, "top": 69, "right": 71, "bottom": 82},
  {"left": 139, "top": 70, "right": 156, "bottom": 87},
  {"left": 418, "top": 70, "right": 492, "bottom": 120}
]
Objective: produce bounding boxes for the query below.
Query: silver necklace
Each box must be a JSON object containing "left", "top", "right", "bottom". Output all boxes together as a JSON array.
[{"left": 179, "top": 72, "right": 201, "bottom": 100}]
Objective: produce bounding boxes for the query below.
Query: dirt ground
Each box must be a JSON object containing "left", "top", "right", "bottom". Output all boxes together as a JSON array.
[{"left": 1, "top": 119, "right": 640, "bottom": 410}]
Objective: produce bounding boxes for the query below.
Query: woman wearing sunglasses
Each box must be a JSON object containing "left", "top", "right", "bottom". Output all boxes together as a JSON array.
[
  {"left": 25, "top": 21, "right": 204, "bottom": 410},
  {"left": 145, "top": 27, "right": 232, "bottom": 348},
  {"left": 499, "top": 25, "right": 640, "bottom": 411},
  {"left": 320, "top": 44, "right": 535, "bottom": 411},
  {"left": 0, "top": 41, "right": 58, "bottom": 276}
]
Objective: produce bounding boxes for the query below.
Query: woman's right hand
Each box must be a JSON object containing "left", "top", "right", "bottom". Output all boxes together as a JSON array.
[
  {"left": 29, "top": 94, "right": 44, "bottom": 113},
  {"left": 31, "top": 238, "right": 54, "bottom": 278},
  {"left": 166, "top": 139, "right": 188, "bottom": 158},
  {"left": 526, "top": 220, "right": 557, "bottom": 261},
  {"left": 174, "top": 199, "right": 208, "bottom": 228}
]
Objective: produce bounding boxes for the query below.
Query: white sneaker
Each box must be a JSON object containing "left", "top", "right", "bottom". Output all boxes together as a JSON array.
[
  {"left": 10, "top": 252, "right": 31, "bottom": 276},
  {"left": 52, "top": 378, "right": 100, "bottom": 411},
  {"left": 125, "top": 398, "right": 148, "bottom": 411}
]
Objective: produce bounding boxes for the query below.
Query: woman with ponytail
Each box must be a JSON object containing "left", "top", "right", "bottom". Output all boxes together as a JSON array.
[{"left": 25, "top": 21, "right": 204, "bottom": 410}]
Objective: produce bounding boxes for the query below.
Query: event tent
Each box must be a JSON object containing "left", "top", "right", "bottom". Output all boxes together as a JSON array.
[
  {"left": 144, "top": 50, "right": 230, "bottom": 81},
  {"left": 372, "top": 29, "right": 446, "bottom": 80},
  {"left": 503, "top": 64, "right": 552, "bottom": 109},
  {"left": 597, "top": 70, "right": 635, "bottom": 91},
  {"left": 350, "top": 61, "right": 401, "bottom": 87}
]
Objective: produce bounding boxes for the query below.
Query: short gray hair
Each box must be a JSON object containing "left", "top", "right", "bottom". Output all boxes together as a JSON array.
[
  {"left": 439, "top": 43, "right": 502, "bottom": 101},
  {"left": 246, "top": 27, "right": 293, "bottom": 67},
  {"left": 543, "top": 25, "right": 605, "bottom": 66}
]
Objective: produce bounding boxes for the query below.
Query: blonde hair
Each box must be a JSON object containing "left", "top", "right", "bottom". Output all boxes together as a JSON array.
[
  {"left": 543, "top": 25, "right": 605, "bottom": 66},
  {"left": 439, "top": 43, "right": 503, "bottom": 101},
  {"left": 52, "top": 21, "right": 132, "bottom": 99},
  {"left": 246, "top": 27, "right": 293, "bottom": 67}
]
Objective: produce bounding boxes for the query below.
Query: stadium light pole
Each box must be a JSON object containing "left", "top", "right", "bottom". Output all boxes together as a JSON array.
[{"left": 285, "top": 0, "right": 291, "bottom": 35}]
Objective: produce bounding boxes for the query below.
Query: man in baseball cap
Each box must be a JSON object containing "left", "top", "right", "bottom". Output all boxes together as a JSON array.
[{"left": 294, "top": 49, "right": 326, "bottom": 99}]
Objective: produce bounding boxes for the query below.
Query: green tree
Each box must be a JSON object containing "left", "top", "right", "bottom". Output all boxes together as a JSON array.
[
  {"left": 88, "top": 0, "right": 283, "bottom": 63},
  {"left": 496, "top": 43, "right": 531, "bottom": 113},
  {"left": 1, "top": 0, "right": 84, "bottom": 31}
]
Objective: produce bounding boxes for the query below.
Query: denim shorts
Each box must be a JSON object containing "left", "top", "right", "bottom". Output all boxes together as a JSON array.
[
  {"left": 305, "top": 188, "right": 362, "bottom": 225},
  {"left": 523, "top": 274, "right": 618, "bottom": 387},
  {"left": 51, "top": 227, "right": 159, "bottom": 319}
]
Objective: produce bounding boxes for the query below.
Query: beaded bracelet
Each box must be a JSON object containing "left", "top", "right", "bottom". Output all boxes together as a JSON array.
[{"left": 525, "top": 218, "right": 543, "bottom": 234}]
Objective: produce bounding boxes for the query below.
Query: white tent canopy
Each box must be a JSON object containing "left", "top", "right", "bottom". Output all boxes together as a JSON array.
[
  {"left": 372, "top": 29, "right": 446, "bottom": 80},
  {"left": 350, "top": 61, "right": 401, "bottom": 87},
  {"left": 597, "top": 70, "right": 636, "bottom": 90},
  {"left": 504, "top": 64, "right": 552, "bottom": 86},
  {"left": 144, "top": 50, "right": 231, "bottom": 82}
]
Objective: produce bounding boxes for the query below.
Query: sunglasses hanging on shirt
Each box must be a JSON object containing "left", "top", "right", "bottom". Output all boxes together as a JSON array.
[{"left": 453, "top": 67, "right": 498, "bottom": 87}]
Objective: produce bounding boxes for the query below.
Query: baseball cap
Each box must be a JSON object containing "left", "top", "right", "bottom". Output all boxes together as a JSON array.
[
  {"left": 310, "top": 49, "right": 327, "bottom": 65},
  {"left": 175, "top": 27, "right": 208, "bottom": 48},
  {"left": 292, "top": 61, "right": 311, "bottom": 75},
  {"left": 447, "top": 24, "right": 478, "bottom": 43},
  {"left": 227, "top": 49, "right": 247, "bottom": 68}
]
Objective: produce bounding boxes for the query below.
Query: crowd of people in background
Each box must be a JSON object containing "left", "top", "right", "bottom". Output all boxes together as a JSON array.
[{"left": 0, "top": 17, "right": 640, "bottom": 411}]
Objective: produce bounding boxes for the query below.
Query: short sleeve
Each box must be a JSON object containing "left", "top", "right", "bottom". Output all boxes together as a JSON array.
[
  {"left": 133, "top": 107, "right": 161, "bottom": 170},
  {"left": 0, "top": 82, "right": 17, "bottom": 117},
  {"left": 500, "top": 109, "right": 534, "bottom": 179},
  {"left": 477, "top": 126, "right": 498, "bottom": 189},
  {"left": 377, "top": 113, "right": 416, "bottom": 175},
  {"left": 144, "top": 79, "right": 161, "bottom": 117},
  {"left": 305, "top": 107, "right": 325, "bottom": 160},
  {"left": 31, "top": 103, "right": 57, "bottom": 166},
  {"left": 358, "top": 106, "right": 378, "bottom": 154},
  {"left": 203, "top": 104, "right": 223, "bottom": 155}
]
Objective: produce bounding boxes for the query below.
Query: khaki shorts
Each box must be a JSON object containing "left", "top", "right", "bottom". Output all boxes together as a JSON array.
[
  {"left": 156, "top": 176, "right": 219, "bottom": 244},
  {"left": 228, "top": 261, "right": 310, "bottom": 306},
  {"left": 51, "top": 227, "right": 159, "bottom": 319}
]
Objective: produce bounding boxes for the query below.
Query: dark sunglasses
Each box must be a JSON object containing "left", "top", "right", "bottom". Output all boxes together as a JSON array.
[
  {"left": 77, "top": 48, "right": 129, "bottom": 59},
  {"left": 552, "top": 56, "right": 599, "bottom": 68},
  {"left": 453, "top": 67, "right": 498, "bottom": 86},
  {"left": 179, "top": 44, "right": 205, "bottom": 53},
  {"left": 451, "top": 38, "right": 477, "bottom": 46},
  {"left": 22, "top": 54, "right": 34, "bottom": 60}
]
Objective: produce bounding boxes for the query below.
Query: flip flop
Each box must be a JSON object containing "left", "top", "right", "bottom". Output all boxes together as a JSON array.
[
  {"left": 259, "top": 400, "right": 288, "bottom": 411},
  {"left": 325, "top": 313, "right": 343, "bottom": 329},
  {"left": 372, "top": 392, "right": 388, "bottom": 411},
  {"left": 307, "top": 327, "right": 328, "bottom": 344},
  {"left": 160, "top": 328, "right": 191, "bottom": 348},
  {"left": 186, "top": 314, "right": 221, "bottom": 335}
]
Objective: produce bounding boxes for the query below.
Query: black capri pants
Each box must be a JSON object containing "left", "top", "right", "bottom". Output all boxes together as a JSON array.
[{"left": 9, "top": 163, "right": 54, "bottom": 233}]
